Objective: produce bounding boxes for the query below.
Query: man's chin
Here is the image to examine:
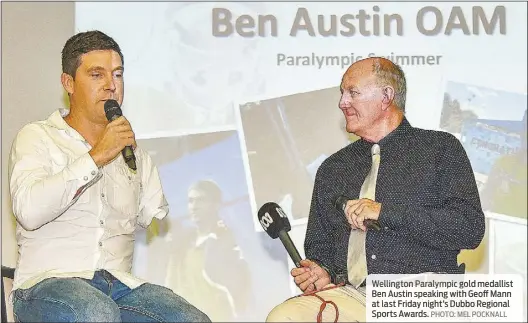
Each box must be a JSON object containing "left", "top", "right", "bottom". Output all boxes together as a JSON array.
[{"left": 346, "top": 123, "right": 359, "bottom": 134}]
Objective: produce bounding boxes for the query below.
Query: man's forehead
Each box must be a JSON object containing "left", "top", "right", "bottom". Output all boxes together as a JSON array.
[
  {"left": 79, "top": 50, "right": 122, "bottom": 67},
  {"left": 341, "top": 66, "right": 374, "bottom": 88}
]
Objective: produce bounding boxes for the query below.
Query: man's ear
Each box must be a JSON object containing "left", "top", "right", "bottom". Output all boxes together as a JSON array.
[
  {"left": 61, "top": 73, "right": 74, "bottom": 95},
  {"left": 381, "top": 86, "right": 395, "bottom": 110}
]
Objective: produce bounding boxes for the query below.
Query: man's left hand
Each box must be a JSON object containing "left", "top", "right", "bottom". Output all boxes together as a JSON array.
[{"left": 345, "top": 198, "right": 381, "bottom": 231}]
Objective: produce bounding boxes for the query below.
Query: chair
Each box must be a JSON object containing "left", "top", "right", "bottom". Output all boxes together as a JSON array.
[{"left": 1, "top": 266, "right": 15, "bottom": 323}]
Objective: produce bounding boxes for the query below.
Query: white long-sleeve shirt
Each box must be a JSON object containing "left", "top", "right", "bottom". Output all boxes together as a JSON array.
[{"left": 8, "top": 109, "right": 169, "bottom": 291}]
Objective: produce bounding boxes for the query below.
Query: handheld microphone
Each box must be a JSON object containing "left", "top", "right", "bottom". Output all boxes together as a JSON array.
[
  {"left": 258, "top": 202, "right": 302, "bottom": 267},
  {"left": 334, "top": 195, "right": 381, "bottom": 231},
  {"left": 104, "top": 100, "right": 137, "bottom": 171}
]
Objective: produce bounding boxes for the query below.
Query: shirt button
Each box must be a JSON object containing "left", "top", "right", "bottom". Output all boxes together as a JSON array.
[
  {"left": 371, "top": 254, "right": 377, "bottom": 260},
  {"left": 83, "top": 176, "right": 88, "bottom": 181},
  {"left": 101, "top": 193, "right": 105, "bottom": 198},
  {"left": 99, "top": 220, "right": 104, "bottom": 225},
  {"left": 91, "top": 170, "right": 96, "bottom": 176},
  {"left": 99, "top": 242, "right": 103, "bottom": 247}
]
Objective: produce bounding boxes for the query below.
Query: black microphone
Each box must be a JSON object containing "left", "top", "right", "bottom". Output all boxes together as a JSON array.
[
  {"left": 334, "top": 195, "right": 381, "bottom": 231},
  {"left": 258, "top": 202, "right": 302, "bottom": 267},
  {"left": 104, "top": 100, "right": 137, "bottom": 171}
]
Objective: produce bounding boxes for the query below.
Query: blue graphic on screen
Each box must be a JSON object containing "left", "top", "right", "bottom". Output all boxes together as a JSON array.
[{"left": 460, "top": 119, "right": 522, "bottom": 174}]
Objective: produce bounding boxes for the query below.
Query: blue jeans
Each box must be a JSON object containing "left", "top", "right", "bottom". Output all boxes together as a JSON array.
[{"left": 12, "top": 270, "right": 211, "bottom": 322}]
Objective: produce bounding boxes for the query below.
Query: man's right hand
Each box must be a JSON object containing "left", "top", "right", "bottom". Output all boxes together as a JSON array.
[
  {"left": 89, "top": 116, "right": 136, "bottom": 168},
  {"left": 291, "top": 259, "right": 331, "bottom": 293}
]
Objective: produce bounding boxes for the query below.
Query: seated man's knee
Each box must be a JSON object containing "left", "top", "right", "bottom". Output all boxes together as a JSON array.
[
  {"left": 61, "top": 290, "right": 120, "bottom": 323},
  {"left": 266, "top": 300, "right": 298, "bottom": 322},
  {"left": 80, "top": 300, "right": 121, "bottom": 323},
  {"left": 14, "top": 291, "right": 120, "bottom": 323},
  {"left": 169, "top": 298, "right": 211, "bottom": 323},
  {"left": 13, "top": 278, "right": 121, "bottom": 323},
  {"left": 138, "top": 284, "right": 211, "bottom": 322},
  {"left": 179, "top": 306, "right": 211, "bottom": 323}
]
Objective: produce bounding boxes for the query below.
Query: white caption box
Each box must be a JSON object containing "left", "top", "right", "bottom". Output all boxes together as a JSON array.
[{"left": 366, "top": 273, "right": 525, "bottom": 322}]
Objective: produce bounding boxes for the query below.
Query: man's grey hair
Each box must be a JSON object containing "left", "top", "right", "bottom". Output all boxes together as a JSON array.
[{"left": 372, "top": 58, "right": 407, "bottom": 111}]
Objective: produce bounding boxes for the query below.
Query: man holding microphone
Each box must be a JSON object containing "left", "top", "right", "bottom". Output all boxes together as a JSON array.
[
  {"left": 267, "top": 57, "right": 485, "bottom": 322},
  {"left": 8, "top": 30, "right": 210, "bottom": 322}
]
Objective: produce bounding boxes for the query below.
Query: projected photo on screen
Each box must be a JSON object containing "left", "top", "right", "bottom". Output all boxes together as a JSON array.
[
  {"left": 132, "top": 131, "right": 291, "bottom": 322},
  {"left": 75, "top": 2, "right": 268, "bottom": 137},
  {"left": 439, "top": 81, "right": 527, "bottom": 220},
  {"left": 239, "top": 87, "right": 351, "bottom": 224}
]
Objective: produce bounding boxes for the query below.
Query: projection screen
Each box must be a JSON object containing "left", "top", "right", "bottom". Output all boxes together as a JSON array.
[{"left": 74, "top": 2, "right": 527, "bottom": 321}]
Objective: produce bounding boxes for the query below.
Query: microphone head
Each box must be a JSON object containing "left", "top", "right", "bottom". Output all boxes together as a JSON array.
[
  {"left": 104, "top": 100, "right": 122, "bottom": 121},
  {"left": 257, "top": 202, "right": 291, "bottom": 239},
  {"left": 334, "top": 195, "right": 349, "bottom": 212}
]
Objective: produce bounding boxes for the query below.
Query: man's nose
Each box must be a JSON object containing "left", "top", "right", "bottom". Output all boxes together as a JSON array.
[
  {"left": 339, "top": 95, "right": 349, "bottom": 109},
  {"left": 104, "top": 75, "right": 116, "bottom": 91}
]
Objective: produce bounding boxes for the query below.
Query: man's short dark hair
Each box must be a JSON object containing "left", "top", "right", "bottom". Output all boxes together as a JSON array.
[{"left": 61, "top": 30, "right": 124, "bottom": 78}]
